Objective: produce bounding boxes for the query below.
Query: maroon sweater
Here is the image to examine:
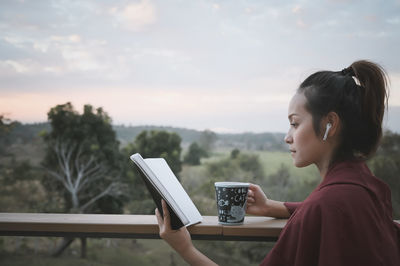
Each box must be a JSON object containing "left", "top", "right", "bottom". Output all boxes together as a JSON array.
[{"left": 261, "top": 161, "right": 400, "bottom": 266}]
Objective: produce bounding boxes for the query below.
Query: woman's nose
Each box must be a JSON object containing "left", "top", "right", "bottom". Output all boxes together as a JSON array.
[{"left": 284, "top": 132, "right": 292, "bottom": 144}]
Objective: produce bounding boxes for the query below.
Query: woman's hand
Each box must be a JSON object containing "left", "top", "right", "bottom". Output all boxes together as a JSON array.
[
  {"left": 246, "top": 183, "right": 291, "bottom": 218},
  {"left": 155, "top": 199, "right": 218, "bottom": 266},
  {"left": 246, "top": 183, "right": 269, "bottom": 216},
  {"left": 155, "top": 199, "right": 193, "bottom": 255}
]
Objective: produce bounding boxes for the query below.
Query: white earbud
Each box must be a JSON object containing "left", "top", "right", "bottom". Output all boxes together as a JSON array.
[{"left": 323, "top": 123, "right": 332, "bottom": 141}]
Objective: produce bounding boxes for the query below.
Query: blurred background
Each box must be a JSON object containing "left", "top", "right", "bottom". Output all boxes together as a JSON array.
[{"left": 1, "top": 0, "right": 399, "bottom": 265}]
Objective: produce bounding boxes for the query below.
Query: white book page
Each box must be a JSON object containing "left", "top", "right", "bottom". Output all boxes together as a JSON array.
[
  {"left": 130, "top": 154, "right": 189, "bottom": 225},
  {"left": 144, "top": 158, "right": 202, "bottom": 225}
]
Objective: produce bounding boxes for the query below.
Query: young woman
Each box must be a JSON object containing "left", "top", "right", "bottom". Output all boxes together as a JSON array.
[{"left": 155, "top": 60, "right": 400, "bottom": 265}]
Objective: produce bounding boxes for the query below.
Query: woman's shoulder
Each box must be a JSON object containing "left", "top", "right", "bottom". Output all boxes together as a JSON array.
[
  {"left": 313, "top": 181, "right": 367, "bottom": 201},
  {"left": 302, "top": 183, "right": 370, "bottom": 215}
]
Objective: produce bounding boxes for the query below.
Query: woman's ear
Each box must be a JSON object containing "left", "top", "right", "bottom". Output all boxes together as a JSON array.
[{"left": 322, "top": 112, "right": 340, "bottom": 140}]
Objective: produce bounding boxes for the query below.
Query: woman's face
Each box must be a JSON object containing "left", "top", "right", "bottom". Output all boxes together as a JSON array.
[{"left": 284, "top": 93, "right": 326, "bottom": 168}]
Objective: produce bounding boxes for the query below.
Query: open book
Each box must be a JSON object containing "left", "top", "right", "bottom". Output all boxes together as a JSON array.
[{"left": 130, "top": 153, "right": 202, "bottom": 230}]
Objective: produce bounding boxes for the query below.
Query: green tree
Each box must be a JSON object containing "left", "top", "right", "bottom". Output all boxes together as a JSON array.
[
  {"left": 127, "top": 130, "right": 182, "bottom": 174},
  {"left": 0, "top": 116, "right": 48, "bottom": 213},
  {"left": 42, "top": 103, "right": 124, "bottom": 214},
  {"left": 264, "top": 163, "right": 319, "bottom": 202},
  {"left": 267, "top": 164, "right": 290, "bottom": 187},
  {"left": 0, "top": 159, "right": 46, "bottom": 212},
  {"left": 122, "top": 130, "right": 182, "bottom": 213},
  {"left": 369, "top": 130, "right": 400, "bottom": 219},
  {"left": 198, "top": 129, "right": 217, "bottom": 154},
  {"left": 41, "top": 103, "right": 125, "bottom": 257},
  {"left": 230, "top": 148, "right": 240, "bottom": 159},
  {"left": 0, "top": 115, "right": 17, "bottom": 155},
  {"left": 198, "top": 153, "right": 265, "bottom": 204},
  {"left": 184, "top": 142, "right": 208, "bottom": 165}
]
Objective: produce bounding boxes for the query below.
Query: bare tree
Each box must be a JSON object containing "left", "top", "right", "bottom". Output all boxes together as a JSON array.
[
  {"left": 45, "top": 138, "right": 124, "bottom": 257},
  {"left": 47, "top": 139, "right": 122, "bottom": 212}
]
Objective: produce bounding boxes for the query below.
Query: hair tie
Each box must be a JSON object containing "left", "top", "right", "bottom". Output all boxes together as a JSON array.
[
  {"left": 342, "top": 66, "right": 362, "bottom": 86},
  {"left": 341, "top": 67, "right": 355, "bottom": 77}
]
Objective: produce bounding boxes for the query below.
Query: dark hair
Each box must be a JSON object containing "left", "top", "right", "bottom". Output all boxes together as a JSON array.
[{"left": 298, "top": 60, "right": 389, "bottom": 163}]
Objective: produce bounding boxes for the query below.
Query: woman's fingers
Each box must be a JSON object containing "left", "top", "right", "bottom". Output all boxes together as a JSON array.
[
  {"left": 156, "top": 200, "right": 173, "bottom": 239},
  {"left": 161, "top": 199, "right": 168, "bottom": 217},
  {"left": 249, "top": 183, "right": 259, "bottom": 189},
  {"left": 247, "top": 187, "right": 255, "bottom": 204},
  {"left": 161, "top": 199, "right": 171, "bottom": 228},
  {"left": 155, "top": 208, "right": 163, "bottom": 226},
  {"left": 155, "top": 200, "right": 171, "bottom": 228},
  {"left": 248, "top": 189, "right": 254, "bottom": 197}
]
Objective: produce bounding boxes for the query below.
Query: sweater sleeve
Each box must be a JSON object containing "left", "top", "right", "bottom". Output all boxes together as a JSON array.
[{"left": 284, "top": 202, "right": 302, "bottom": 215}]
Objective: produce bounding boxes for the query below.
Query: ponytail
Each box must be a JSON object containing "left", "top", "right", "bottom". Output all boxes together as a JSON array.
[
  {"left": 298, "top": 60, "right": 389, "bottom": 163},
  {"left": 349, "top": 60, "right": 389, "bottom": 157},
  {"left": 351, "top": 60, "right": 388, "bottom": 130}
]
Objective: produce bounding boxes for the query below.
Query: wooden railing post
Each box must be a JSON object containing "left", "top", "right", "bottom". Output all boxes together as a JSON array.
[{"left": 81, "top": 237, "right": 87, "bottom": 258}]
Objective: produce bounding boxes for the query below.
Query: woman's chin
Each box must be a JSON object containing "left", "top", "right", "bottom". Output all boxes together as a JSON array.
[{"left": 293, "top": 159, "right": 311, "bottom": 168}]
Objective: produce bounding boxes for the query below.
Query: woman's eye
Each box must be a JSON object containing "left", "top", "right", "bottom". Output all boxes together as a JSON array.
[{"left": 290, "top": 123, "right": 298, "bottom": 128}]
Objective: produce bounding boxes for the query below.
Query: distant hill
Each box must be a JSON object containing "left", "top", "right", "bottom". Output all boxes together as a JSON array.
[
  {"left": 217, "top": 132, "right": 286, "bottom": 151},
  {"left": 114, "top": 125, "right": 286, "bottom": 151},
  {"left": 5, "top": 122, "right": 50, "bottom": 145},
  {"left": 7, "top": 123, "right": 287, "bottom": 152},
  {"left": 113, "top": 125, "right": 204, "bottom": 148}
]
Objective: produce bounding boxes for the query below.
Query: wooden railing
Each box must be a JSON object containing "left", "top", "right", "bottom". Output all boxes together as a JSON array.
[
  {"left": 1, "top": 213, "right": 398, "bottom": 242},
  {"left": 0, "top": 213, "right": 287, "bottom": 241}
]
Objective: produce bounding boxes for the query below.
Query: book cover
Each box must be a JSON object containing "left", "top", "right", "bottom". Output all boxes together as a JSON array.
[{"left": 130, "top": 153, "right": 202, "bottom": 230}]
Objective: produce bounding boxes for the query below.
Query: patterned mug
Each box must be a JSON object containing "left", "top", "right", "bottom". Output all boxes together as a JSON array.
[{"left": 215, "top": 182, "right": 249, "bottom": 225}]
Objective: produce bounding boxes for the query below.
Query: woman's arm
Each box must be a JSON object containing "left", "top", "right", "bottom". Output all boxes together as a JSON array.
[
  {"left": 246, "top": 183, "right": 291, "bottom": 218},
  {"left": 155, "top": 200, "right": 218, "bottom": 266}
]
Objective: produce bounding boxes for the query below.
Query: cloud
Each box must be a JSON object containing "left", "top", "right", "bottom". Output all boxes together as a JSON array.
[
  {"left": 386, "top": 17, "right": 400, "bottom": 24},
  {"left": 50, "top": 35, "right": 81, "bottom": 43},
  {"left": 57, "top": 42, "right": 104, "bottom": 72},
  {"left": 0, "top": 58, "right": 59, "bottom": 76},
  {"left": 1, "top": 32, "right": 111, "bottom": 76},
  {"left": 136, "top": 48, "right": 189, "bottom": 60},
  {"left": 32, "top": 34, "right": 82, "bottom": 53},
  {"left": 3, "top": 35, "right": 32, "bottom": 50},
  {"left": 1, "top": 60, "right": 31, "bottom": 73},
  {"left": 291, "top": 5, "right": 302, "bottom": 14},
  {"left": 110, "top": 0, "right": 157, "bottom": 32},
  {"left": 42, "top": 35, "right": 107, "bottom": 73},
  {"left": 296, "top": 18, "right": 307, "bottom": 28},
  {"left": 0, "top": 0, "right": 399, "bottom": 132},
  {"left": 212, "top": 3, "right": 220, "bottom": 11}
]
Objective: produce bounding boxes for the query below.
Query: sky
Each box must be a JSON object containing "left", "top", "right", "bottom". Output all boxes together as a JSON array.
[{"left": 0, "top": 0, "right": 400, "bottom": 133}]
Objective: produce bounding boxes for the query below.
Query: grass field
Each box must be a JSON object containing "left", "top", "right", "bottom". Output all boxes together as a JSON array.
[
  {"left": 0, "top": 237, "right": 269, "bottom": 266},
  {"left": 0, "top": 238, "right": 189, "bottom": 266},
  {"left": 201, "top": 149, "right": 320, "bottom": 182}
]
